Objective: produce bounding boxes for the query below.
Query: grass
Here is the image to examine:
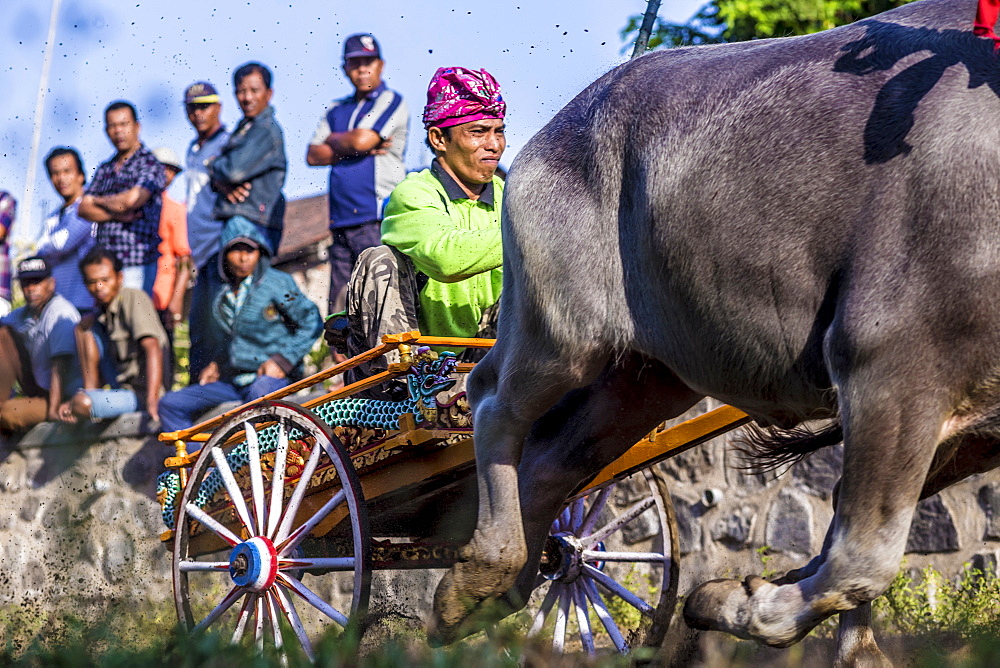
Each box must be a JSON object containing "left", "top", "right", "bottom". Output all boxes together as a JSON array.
[
  {"left": 5, "top": 563, "right": 1000, "bottom": 666},
  {"left": 871, "top": 563, "right": 1000, "bottom": 667},
  {"left": 0, "top": 609, "right": 631, "bottom": 667},
  {"left": 171, "top": 319, "right": 191, "bottom": 390}
]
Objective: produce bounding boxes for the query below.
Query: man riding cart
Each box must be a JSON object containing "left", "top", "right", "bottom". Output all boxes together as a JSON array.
[{"left": 326, "top": 66, "right": 506, "bottom": 398}]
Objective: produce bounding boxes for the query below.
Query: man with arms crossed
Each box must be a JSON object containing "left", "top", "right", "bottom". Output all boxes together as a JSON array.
[
  {"left": 210, "top": 62, "right": 286, "bottom": 256},
  {"left": 78, "top": 101, "right": 165, "bottom": 295},
  {"left": 307, "top": 33, "right": 408, "bottom": 313}
]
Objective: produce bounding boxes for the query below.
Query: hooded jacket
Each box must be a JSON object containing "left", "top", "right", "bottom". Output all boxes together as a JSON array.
[{"left": 210, "top": 219, "right": 321, "bottom": 380}]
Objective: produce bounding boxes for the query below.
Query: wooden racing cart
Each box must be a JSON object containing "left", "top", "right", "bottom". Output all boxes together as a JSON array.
[{"left": 156, "top": 331, "right": 749, "bottom": 660}]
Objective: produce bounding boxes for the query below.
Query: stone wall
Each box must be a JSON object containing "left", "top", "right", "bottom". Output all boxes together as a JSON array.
[
  {"left": 0, "top": 419, "right": 172, "bottom": 630},
  {"left": 1, "top": 401, "right": 998, "bottom": 636}
]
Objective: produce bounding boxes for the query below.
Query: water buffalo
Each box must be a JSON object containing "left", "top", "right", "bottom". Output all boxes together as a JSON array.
[{"left": 429, "top": 0, "right": 1000, "bottom": 656}]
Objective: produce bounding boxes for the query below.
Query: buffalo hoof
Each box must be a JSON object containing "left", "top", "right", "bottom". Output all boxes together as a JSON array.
[
  {"left": 428, "top": 538, "right": 524, "bottom": 646},
  {"left": 835, "top": 640, "right": 893, "bottom": 668},
  {"left": 683, "top": 578, "right": 754, "bottom": 635},
  {"left": 683, "top": 576, "right": 808, "bottom": 648},
  {"left": 836, "top": 605, "right": 893, "bottom": 668}
]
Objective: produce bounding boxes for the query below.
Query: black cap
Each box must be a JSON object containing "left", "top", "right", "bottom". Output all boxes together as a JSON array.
[
  {"left": 343, "top": 34, "right": 380, "bottom": 61},
  {"left": 224, "top": 236, "right": 265, "bottom": 253},
  {"left": 17, "top": 257, "right": 51, "bottom": 281}
]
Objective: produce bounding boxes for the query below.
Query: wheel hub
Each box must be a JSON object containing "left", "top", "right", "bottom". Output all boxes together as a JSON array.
[
  {"left": 540, "top": 532, "right": 584, "bottom": 583},
  {"left": 229, "top": 536, "right": 278, "bottom": 592}
]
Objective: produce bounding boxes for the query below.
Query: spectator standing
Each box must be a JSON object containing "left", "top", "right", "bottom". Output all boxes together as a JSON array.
[
  {"left": 0, "top": 258, "right": 82, "bottom": 432},
  {"left": 37, "top": 147, "right": 96, "bottom": 313},
  {"left": 183, "top": 81, "right": 230, "bottom": 380},
  {"left": 150, "top": 146, "right": 193, "bottom": 382},
  {"left": 0, "top": 192, "right": 16, "bottom": 314},
  {"left": 70, "top": 247, "right": 168, "bottom": 423},
  {"left": 307, "top": 33, "right": 408, "bottom": 313},
  {"left": 78, "top": 101, "right": 165, "bottom": 295},
  {"left": 158, "top": 219, "right": 322, "bottom": 433},
  {"left": 209, "top": 62, "right": 286, "bottom": 256}
]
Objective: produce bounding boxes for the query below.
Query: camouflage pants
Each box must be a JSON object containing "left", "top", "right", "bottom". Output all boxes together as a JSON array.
[{"left": 345, "top": 245, "right": 498, "bottom": 396}]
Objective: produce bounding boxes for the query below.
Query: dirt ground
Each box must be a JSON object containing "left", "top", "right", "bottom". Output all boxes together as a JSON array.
[{"left": 655, "top": 623, "right": 988, "bottom": 668}]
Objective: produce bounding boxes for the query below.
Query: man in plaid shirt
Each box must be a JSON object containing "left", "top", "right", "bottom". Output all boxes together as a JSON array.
[{"left": 79, "top": 101, "right": 165, "bottom": 295}]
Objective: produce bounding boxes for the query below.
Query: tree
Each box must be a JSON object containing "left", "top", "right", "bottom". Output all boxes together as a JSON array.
[{"left": 622, "top": 0, "right": 914, "bottom": 48}]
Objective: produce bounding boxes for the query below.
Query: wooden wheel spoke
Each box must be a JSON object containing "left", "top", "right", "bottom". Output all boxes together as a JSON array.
[
  {"left": 265, "top": 591, "right": 283, "bottom": 652},
  {"left": 277, "top": 572, "right": 350, "bottom": 627},
  {"left": 582, "top": 496, "right": 654, "bottom": 547},
  {"left": 582, "top": 577, "right": 629, "bottom": 653},
  {"left": 194, "top": 585, "right": 245, "bottom": 632},
  {"left": 579, "top": 484, "right": 615, "bottom": 537},
  {"left": 569, "top": 497, "right": 585, "bottom": 534},
  {"left": 528, "top": 583, "right": 560, "bottom": 638},
  {"left": 266, "top": 423, "right": 290, "bottom": 539},
  {"left": 584, "top": 564, "right": 654, "bottom": 616},
  {"left": 279, "top": 557, "right": 355, "bottom": 571},
  {"left": 553, "top": 585, "right": 571, "bottom": 654},
  {"left": 185, "top": 504, "right": 241, "bottom": 547},
  {"left": 557, "top": 506, "right": 571, "bottom": 532},
  {"left": 274, "top": 435, "right": 324, "bottom": 544},
  {"left": 276, "top": 489, "right": 346, "bottom": 556},
  {"left": 254, "top": 594, "right": 265, "bottom": 651},
  {"left": 211, "top": 447, "right": 256, "bottom": 535},
  {"left": 179, "top": 560, "right": 230, "bottom": 572},
  {"left": 273, "top": 584, "right": 315, "bottom": 662},
  {"left": 572, "top": 583, "right": 596, "bottom": 657},
  {"left": 582, "top": 550, "right": 666, "bottom": 563},
  {"left": 230, "top": 593, "right": 255, "bottom": 645},
  {"left": 244, "top": 421, "right": 267, "bottom": 535}
]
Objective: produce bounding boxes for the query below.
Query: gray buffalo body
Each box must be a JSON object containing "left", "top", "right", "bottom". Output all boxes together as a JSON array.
[{"left": 431, "top": 0, "right": 1000, "bottom": 654}]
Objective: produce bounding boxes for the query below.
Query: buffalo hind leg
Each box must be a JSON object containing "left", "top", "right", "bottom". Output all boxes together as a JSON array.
[
  {"left": 684, "top": 380, "right": 946, "bottom": 647},
  {"left": 833, "top": 434, "right": 1000, "bottom": 667},
  {"left": 429, "top": 330, "right": 610, "bottom": 645},
  {"left": 771, "top": 503, "right": 890, "bottom": 666}
]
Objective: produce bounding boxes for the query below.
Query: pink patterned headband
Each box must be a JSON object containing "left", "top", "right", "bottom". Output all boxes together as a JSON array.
[{"left": 422, "top": 66, "right": 505, "bottom": 129}]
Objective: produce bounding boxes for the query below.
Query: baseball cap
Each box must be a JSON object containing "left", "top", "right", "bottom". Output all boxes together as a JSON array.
[
  {"left": 343, "top": 34, "right": 380, "bottom": 60},
  {"left": 17, "top": 257, "right": 51, "bottom": 282},
  {"left": 152, "top": 146, "right": 183, "bottom": 173},
  {"left": 184, "top": 81, "right": 220, "bottom": 105},
  {"left": 224, "top": 236, "right": 264, "bottom": 253}
]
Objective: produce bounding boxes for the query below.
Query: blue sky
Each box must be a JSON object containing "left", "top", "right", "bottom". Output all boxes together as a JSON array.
[{"left": 2, "top": 0, "right": 705, "bottom": 246}]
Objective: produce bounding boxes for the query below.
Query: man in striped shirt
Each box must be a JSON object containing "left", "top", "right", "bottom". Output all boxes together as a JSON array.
[{"left": 307, "top": 33, "right": 409, "bottom": 314}]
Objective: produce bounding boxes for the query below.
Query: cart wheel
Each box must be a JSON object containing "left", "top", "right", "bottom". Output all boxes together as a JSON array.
[
  {"left": 527, "top": 468, "right": 679, "bottom": 656},
  {"left": 172, "top": 400, "right": 371, "bottom": 661}
]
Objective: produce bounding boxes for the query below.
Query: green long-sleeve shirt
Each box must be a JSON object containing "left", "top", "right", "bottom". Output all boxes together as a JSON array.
[{"left": 381, "top": 162, "right": 503, "bottom": 340}]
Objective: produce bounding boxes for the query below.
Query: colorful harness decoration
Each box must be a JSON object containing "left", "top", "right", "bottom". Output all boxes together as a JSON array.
[{"left": 156, "top": 349, "right": 460, "bottom": 529}]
